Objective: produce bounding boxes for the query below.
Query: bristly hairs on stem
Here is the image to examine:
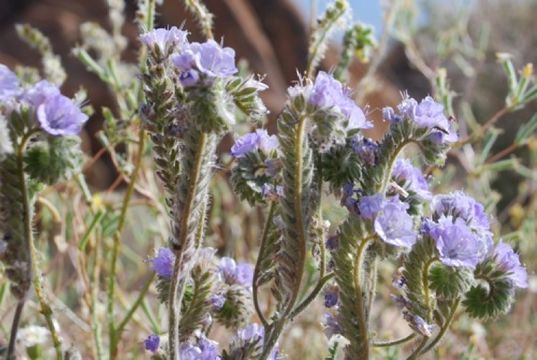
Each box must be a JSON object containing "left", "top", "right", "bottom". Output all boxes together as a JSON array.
[
  {"left": 306, "top": 0, "right": 350, "bottom": 77},
  {"left": 183, "top": 0, "right": 214, "bottom": 40}
]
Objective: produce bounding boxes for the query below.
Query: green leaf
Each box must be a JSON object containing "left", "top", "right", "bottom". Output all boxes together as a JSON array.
[{"left": 429, "top": 264, "right": 474, "bottom": 300}]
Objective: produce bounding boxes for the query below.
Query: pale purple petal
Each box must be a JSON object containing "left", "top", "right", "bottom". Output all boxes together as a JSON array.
[
  {"left": 151, "top": 247, "right": 175, "bottom": 278},
  {"left": 494, "top": 242, "right": 528, "bottom": 288}
]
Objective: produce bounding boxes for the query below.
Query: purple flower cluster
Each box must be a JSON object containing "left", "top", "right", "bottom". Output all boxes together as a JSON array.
[
  {"left": 421, "top": 192, "right": 494, "bottom": 269},
  {"left": 179, "top": 334, "right": 220, "bottom": 360},
  {"left": 139, "top": 26, "right": 188, "bottom": 54},
  {"left": 384, "top": 95, "right": 457, "bottom": 144},
  {"left": 150, "top": 247, "right": 175, "bottom": 278},
  {"left": 291, "top": 71, "right": 371, "bottom": 130},
  {"left": 218, "top": 257, "right": 254, "bottom": 287},
  {"left": 143, "top": 334, "right": 160, "bottom": 352},
  {"left": 392, "top": 158, "right": 431, "bottom": 200},
  {"left": 0, "top": 65, "right": 88, "bottom": 136},
  {"left": 323, "top": 285, "right": 339, "bottom": 308},
  {"left": 322, "top": 312, "right": 343, "bottom": 339},
  {"left": 493, "top": 242, "right": 528, "bottom": 288},
  {"left": 232, "top": 324, "right": 281, "bottom": 360},
  {"left": 230, "top": 129, "right": 278, "bottom": 158},
  {"left": 358, "top": 195, "right": 417, "bottom": 248},
  {"left": 428, "top": 217, "right": 485, "bottom": 268},
  {"left": 171, "top": 39, "right": 237, "bottom": 87},
  {"left": 351, "top": 135, "right": 378, "bottom": 165}
]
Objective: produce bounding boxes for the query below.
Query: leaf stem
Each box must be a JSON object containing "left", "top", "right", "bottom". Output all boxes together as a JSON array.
[{"left": 419, "top": 299, "right": 460, "bottom": 355}]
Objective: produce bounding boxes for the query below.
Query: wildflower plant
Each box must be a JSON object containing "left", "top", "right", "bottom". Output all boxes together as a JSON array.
[{"left": 0, "top": 0, "right": 535, "bottom": 359}]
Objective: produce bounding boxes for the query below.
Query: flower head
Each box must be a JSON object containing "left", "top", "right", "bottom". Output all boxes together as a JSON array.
[
  {"left": 323, "top": 285, "right": 339, "bottom": 308},
  {"left": 143, "top": 334, "right": 160, "bottom": 352},
  {"left": 493, "top": 242, "right": 528, "bottom": 288},
  {"left": 357, "top": 194, "right": 384, "bottom": 220},
  {"left": 172, "top": 39, "right": 237, "bottom": 87},
  {"left": 392, "top": 158, "right": 431, "bottom": 200},
  {"left": 150, "top": 247, "right": 175, "bottom": 278},
  {"left": 230, "top": 129, "right": 278, "bottom": 158},
  {"left": 431, "top": 191, "right": 493, "bottom": 256},
  {"left": 308, "top": 71, "right": 371, "bottom": 130},
  {"left": 374, "top": 198, "right": 416, "bottom": 248},
  {"left": 322, "top": 312, "right": 342, "bottom": 339},
  {"left": 23, "top": 80, "right": 88, "bottom": 136},
  {"left": 428, "top": 217, "right": 483, "bottom": 268},
  {"left": 387, "top": 95, "right": 458, "bottom": 144},
  {"left": 218, "top": 257, "right": 254, "bottom": 287},
  {"left": 351, "top": 135, "right": 378, "bottom": 165},
  {"left": 139, "top": 26, "right": 188, "bottom": 54}
]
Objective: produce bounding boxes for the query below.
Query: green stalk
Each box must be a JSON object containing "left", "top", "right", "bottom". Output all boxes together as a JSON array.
[
  {"left": 108, "top": 127, "right": 146, "bottom": 359},
  {"left": 17, "top": 131, "right": 63, "bottom": 359},
  {"left": 419, "top": 299, "right": 460, "bottom": 355},
  {"left": 252, "top": 201, "right": 277, "bottom": 327}
]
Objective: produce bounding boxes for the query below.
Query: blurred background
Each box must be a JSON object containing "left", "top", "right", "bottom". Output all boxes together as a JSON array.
[{"left": 0, "top": 0, "right": 535, "bottom": 358}]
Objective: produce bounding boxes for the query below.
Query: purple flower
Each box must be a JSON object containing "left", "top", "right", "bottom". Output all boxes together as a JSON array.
[
  {"left": 389, "top": 95, "right": 458, "bottom": 144},
  {"left": 325, "top": 235, "right": 339, "bottom": 251},
  {"left": 261, "top": 184, "right": 284, "bottom": 201},
  {"left": 24, "top": 80, "right": 88, "bottom": 136},
  {"left": 139, "top": 26, "right": 188, "bottom": 53},
  {"left": 230, "top": 129, "right": 278, "bottom": 158},
  {"left": 150, "top": 247, "right": 175, "bottom": 278},
  {"left": 374, "top": 199, "right": 416, "bottom": 248},
  {"left": 309, "top": 71, "right": 371, "bottom": 130},
  {"left": 218, "top": 257, "right": 254, "bottom": 287},
  {"left": 493, "top": 242, "right": 528, "bottom": 288},
  {"left": 210, "top": 293, "right": 226, "bottom": 310},
  {"left": 0, "top": 64, "right": 21, "bottom": 102},
  {"left": 144, "top": 334, "right": 160, "bottom": 352},
  {"left": 324, "top": 286, "right": 338, "bottom": 308},
  {"left": 429, "top": 217, "right": 483, "bottom": 268},
  {"left": 392, "top": 158, "right": 431, "bottom": 200},
  {"left": 179, "top": 335, "right": 221, "bottom": 360},
  {"left": 322, "top": 312, "right": 342, "bottom": 339},
  {"left": 351, "top": 136, "right": 378, "bottom": 165},
  {"left": 237, "top": 323, "right": 264, "bottom": 342},
  {"left": 431, "top": 191, "right": 493, "bottom": 257},
  {"left": 357, "top": 194, "right": 384, "bottom": 220},
  {"left": 171, "top": 39, "right": 237, "bottom": 86},
  {"left": 36, "top": 94, "right": 88, "bottom": 136}
]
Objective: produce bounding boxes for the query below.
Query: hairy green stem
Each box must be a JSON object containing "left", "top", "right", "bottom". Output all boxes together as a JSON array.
[
  {"left": 352, "top": 235, "right": 375, "bottom": 359},
  {"left": 168, "top": 132, "right": 208, "bottom": 360},
  {"left": 406, "top": 336, "right": 429, "bottom": 360},
  {"left": 290, "top": 273, "right": 334, "bottom": 318},
  {"left": 253, "top": 201, "right": 277, "bottom": 328},
  {"left": 373, "top": 333, "right": 416, "bottom": 347},
  {"left": 116, "top": 273, "right": 156, "bottom": 336},
  {"left": 6, "top": 301, "right": 25, "bottom": 360},
  {"left": 108, "top": 127, "right": 146, "bottom": 359},
  {"left": 420, "top": 299, "right": 460, "bottom": 355}
]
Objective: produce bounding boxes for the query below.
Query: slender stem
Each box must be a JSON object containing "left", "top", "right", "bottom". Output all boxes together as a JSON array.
[
  {"left": 116, "top": 274, "right": 156, "bottom": 336},
  {"left": 290, "top": 273, "right": 334, "bottom": 319},
  {"left": 406, "top": 336, "right": 428, "bottom": 360},
  {"left": 253, "top": 202, "right": 277, "bottom": 328},
  {"left": 352, "top": 235, "right": 375, "bottom": 359},
  {"left": 422, "top": 257, "right": 438, "bottom": 322},
  {"left": 457, "top": 106, "right": 509, "bottom": 146},
  {"left": 91, "top": 228, "right": 104, "bottom": 360},
  {"left": 373, "top": 333, "right": 416, "bottom": 347},
  {"left": 168, "top": 132, "right": 209, "bottom": 360},
  {"left": 108, "top": 127, "right": 146, "bottom": 359},
  {"left": 486, "top": 143, "right": 518, "bottom": 164},
  {"left": 6, "top": 301, "right": 25, "bottom": 360},
  {"left": 419, "top": 299, "right": 460, "bottom": 355}
]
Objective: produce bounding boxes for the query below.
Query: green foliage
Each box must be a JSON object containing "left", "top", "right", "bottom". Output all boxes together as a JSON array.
[
  {"left": 24, "top": 136, "right": 83, "bottom": 185},
  {"left": 334, "top": 23, "right": 376, "bottom": 81},
  {"left": 463, "top": 259, "right": 516, "bottom": 319},
  {"left": 230, "top": 151, "right": 276, "bottom": 205},
  {"left": 429, "top": 264, "right": 474, "bottom": 300},
  {"left": 273, "top": 94, "right": 316, "bottom": 310},
  {"left": 321, "top": 141, "right": 362, "bottom": 190},
  {"left": 226, "top": 76, "right": 268, "bottom": 121},
  {"left": 214, "top": 285, "right": 253, "bottom": 329}
]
